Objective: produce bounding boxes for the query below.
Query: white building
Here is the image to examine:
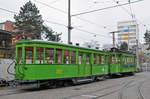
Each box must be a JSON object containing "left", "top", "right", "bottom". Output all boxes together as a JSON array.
[{"left": 117, "top": 20, "right": 139, "bottom": 49}]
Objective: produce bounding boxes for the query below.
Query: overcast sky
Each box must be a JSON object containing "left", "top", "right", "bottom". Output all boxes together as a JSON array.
[{"left": 0, "top": 0, "right": 149, "bottom": 47}]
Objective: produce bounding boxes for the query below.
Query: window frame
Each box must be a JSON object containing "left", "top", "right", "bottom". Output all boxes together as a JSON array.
[
  {"left": 70, "top": 50, "right": 76, "bottom": 64},
  {"left": 56, "top": 49, "right": 62, "bottom": 64},
  {"left": 45, "top": 48, "right": 54, "bottom": 64},
  {"left": 24, "top": 47, "right": 34, "bottom": 64}
]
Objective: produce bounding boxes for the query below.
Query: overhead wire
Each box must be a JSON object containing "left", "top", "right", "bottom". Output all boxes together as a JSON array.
[
  {"left": 0, "top": 7, "right": 17, "bottom": 14},
  {"left": 49, "top": 0, "right": 63, "bottom": 4},
  {"left": 74, "top": 27, "right": 111, "bottom": 38},
  {"left": 128, "top": 0, "right": 135, "bottom": 19},
  {"left": 44, "top": 20, "right": 67, "bottom": 27},
  {"left": 0, "top": 6, "right": 110, "bottom": 40},
  {"left": 72, "top": 0, "right": 143, "bottom": 16},
  {"left": 113, "top": 0, "right": 148, "bottom": 25},
  {"left": 112, "top": 0, "right": 150, "bottom": 30},
  {"left": 112, "top": 0, "right": 133, "bottom": 17},
  {"left": 33, "top": 0, "right": 112, "bottom": 31}
]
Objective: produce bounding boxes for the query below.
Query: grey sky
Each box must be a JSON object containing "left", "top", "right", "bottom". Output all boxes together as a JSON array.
[{"left": 0, "top": 0, "right": 149, "bottom": 47}]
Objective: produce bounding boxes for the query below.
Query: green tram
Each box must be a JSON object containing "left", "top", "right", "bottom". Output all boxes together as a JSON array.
[{"left": 15, "top": 40, "right": 136, "bottom": 86}]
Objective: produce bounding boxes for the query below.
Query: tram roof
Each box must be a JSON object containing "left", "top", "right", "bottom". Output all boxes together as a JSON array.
[
  {"left": 16, "top": 40, "right": 106, "bottom": 52},
  {"left": 16, "top": 40, "right": 136, "bottom": 56}
]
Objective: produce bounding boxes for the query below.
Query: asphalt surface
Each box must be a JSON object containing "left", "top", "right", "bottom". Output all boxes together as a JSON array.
[{"left": 0, "top": 72, "right": 150, "bottom": 99}]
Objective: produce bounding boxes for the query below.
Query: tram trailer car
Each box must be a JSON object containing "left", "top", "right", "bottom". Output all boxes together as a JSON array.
[
  {"left": 15, "top": 40, "right": 136, "bottom": 86},
  {"left": 109, "top": 48, "right": 136, "bottom": 76}
]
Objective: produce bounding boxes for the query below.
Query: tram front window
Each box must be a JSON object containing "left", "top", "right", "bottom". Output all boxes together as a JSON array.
[{"left": 17, "top": 47, "right": 22, "bottom": 64}]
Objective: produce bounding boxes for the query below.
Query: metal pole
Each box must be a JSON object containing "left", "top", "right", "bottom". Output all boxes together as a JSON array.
[
  {"left": 68, "top": 0, "right": 71, "bottom": 44},
  {"left": 136, "top": 39, "right": 140, "bottom": 71},
  {"left": 55, "top": 32, "right": 57, "bottom": 42},
  {"left": 112, "top": 32, "right": 115, "bottom": 47},
  {"left": 128, "top": 27, "right": 130, "bottom": 51}
]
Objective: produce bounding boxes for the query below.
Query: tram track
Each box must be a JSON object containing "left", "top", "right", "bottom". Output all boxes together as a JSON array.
[
  {"left": 118, "top": 80, "right": 135, "bottom": 99},
  {"left": 118, "top": 79, "right": 149, "bottom": 99},
  {"left": 0, "top": 74, "right": 146, "bottom": 99},
  {"left": 137, "top": 79, "right": 148, "bottom": 99},
  {"left": 62, "top": 80, "right": 131, "bottom": 99},
  {"left": 63, "top": 76, "right": 144, "bottom": 99}
]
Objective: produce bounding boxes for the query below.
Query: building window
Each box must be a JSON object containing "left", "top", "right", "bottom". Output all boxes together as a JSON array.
[
  {"left": 46, "top": 48, "right": 54, "bottom": 64},
  {"left": 36, "top": 47, "right": 44, "bottom": 64},
  {"left": 71, "top": 51, "right": 76, "bottom": 64},
  {"left": 25, "top": 47, "right": 33, "bottom": 64},
  {"left": 79, "top": 53, "right": 83, "bottom": 64},
  {"left": 17, "top": 47, "right": 22, "bottom": 64},
  {"left": 56, "top": 49, "right": 62, "bottom": 64}
]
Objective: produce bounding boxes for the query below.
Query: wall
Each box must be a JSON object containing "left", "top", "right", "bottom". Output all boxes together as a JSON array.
[{"left": 0, "top": 58, "right": 14, "bottom": 81}]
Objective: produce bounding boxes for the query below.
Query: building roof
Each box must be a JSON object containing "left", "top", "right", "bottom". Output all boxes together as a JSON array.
[{"left": 0, "top": 29, "right": 12, "bottom": 35}]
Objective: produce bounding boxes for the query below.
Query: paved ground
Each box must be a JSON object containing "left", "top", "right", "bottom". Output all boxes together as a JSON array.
[{"left": 0, "top": 72, "right": 150, "bottom": 99}]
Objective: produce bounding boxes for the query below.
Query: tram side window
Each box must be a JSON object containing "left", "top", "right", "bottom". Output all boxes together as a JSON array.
[
  {"left": 64, "top": 50, "right": 69, "bottom": 64},
  {"left": 125, "top": 57, "right": 127, "bottom": 64},
  {"left": 101, "top": 55, "right": 105, "bottom": 64},
  {"left": 131, "top": 57, "right": 134, "bottom": 64},
  {"left": 79, "top": 53, "right": 83, "bottom": 64},
  {"left": 56, "top": 49, "right": 62, "bottom": 64},
  {"left": 127, "top": 57, "right": 129, "bottom": 64},
  {"left": 71, "top": 51, "right": 76, "bottom": 64},
  {"left": 25, "top": 47, "right": 33, "bottom": 64},
  {"left": 105, "top": 55, "right": 107, "bottom": 64},
  {"left": 17, "top": 47, "right": 22, "bottom": 64},
  {"left": 110, "top": 55, "right": 115, "bottom": 64},
  {"left": 94, "top": 54, "right": 97, "bottom": 64},
  {"left": 99, "top": 55, "right": 101, "bottom": 64},
  {"left": 116, "top": 56, "right": 120, "bottom": 64},
  {"left": 46, "top": 48, "right": 54, "bottom": 64},
  {"left": 110, "top": 55, "right": 112, "bottom": 64},
  {"left": 86, "top": 54, "right": 90, "bottom": 64},
  {"left": 122, "top": 57, "right": 125, "bottom": 64},
  {"left": 129, "top": 57, "right": 131, "bottom": 64},
  {"left": 36, "top": 47, "right": 44, "bottom": 64}
]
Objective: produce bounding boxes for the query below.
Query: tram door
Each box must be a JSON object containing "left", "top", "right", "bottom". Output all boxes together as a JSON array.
[
  {"left": 86, "top": 53, "right": 92, "bottom": 76},
  {"left": 79, "top": 53, "right": 92, "bottom": 77}
]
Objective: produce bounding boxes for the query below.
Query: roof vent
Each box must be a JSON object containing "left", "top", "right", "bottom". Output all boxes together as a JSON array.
[
  {"left": 69, "top": 42, "right": 72, "bottom": 45},
  {"left": 88, "top": 45, "right": 91, "bottom": 48},
  {"left": 96, "top": 47, "right": 99, "bottom": 49},
  {"left": 76, "top": 43, "right": 79, "bottom": 46}
]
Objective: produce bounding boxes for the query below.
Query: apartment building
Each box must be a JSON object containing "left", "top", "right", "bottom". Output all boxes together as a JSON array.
[{"left": 117, "top": 20, "right": 139, "bottom": 49}]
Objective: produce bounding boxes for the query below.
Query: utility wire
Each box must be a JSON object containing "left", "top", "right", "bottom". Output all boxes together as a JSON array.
[
  {"left": 44, "top": 20, "right": 67, "bottom": 27},
  {"left": 49, "top": 0, "right": 62, "bottom": 4},
  {"left": 45, "top": 20, "right": 111, "bottom": 39},
  {"left": 128, "top": 0, "right": 135, "bottom": 19},
  {"left": 112, "top": 0, "right": 150, "bottom": 29},
  {"left": 0, "top": 6, "right": 110, "bottom": 39},
  {"left": 112, "top": 0, "right": 133, "bottom": 17},
  {"left": 33, "top": 0, "right": 112, "bottom": 31},
  {"left": 33, "top": 0, "right": 66, "bottom": 14},
  {"left": 0, "top": 7, "right": 17, "bottom": 14},
  {"left": 72, "top": 0, "right": 143, "bottom": 16},
  {"left": 74, "top": 16, "right": 112, "bottom": 31},
  {"left": 74, "top": 27, "right": 111, "bottom": 38}
]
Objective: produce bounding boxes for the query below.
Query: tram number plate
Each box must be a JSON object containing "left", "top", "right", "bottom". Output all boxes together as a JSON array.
[{"left": 56, "top": 69, "right": 63, "bottom": 74}]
